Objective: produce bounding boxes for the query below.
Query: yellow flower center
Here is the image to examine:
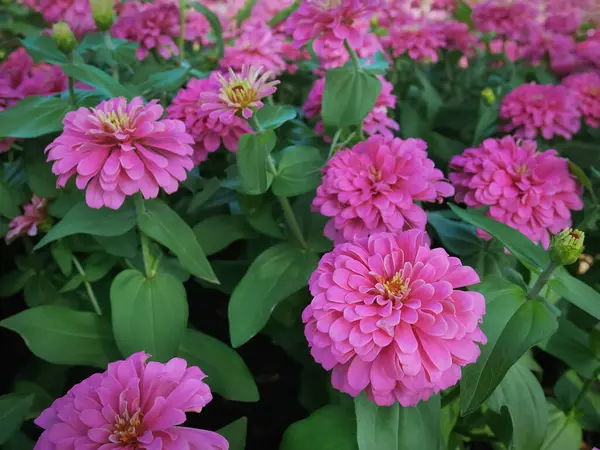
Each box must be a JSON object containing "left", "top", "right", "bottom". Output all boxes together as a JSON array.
[
  {"left": 223, "top": 81, "right": 258, "bottom": 109},
  {"left": 515, "top": 163, "right": 528, "bottom": 175},
  {"left": 112, "top": 410, "right": 144, "bottom": 445},
  {"left": 97, "top": 110, "right": 130, "bottom": 132},
  {"left": 380, "top": 273, "right": 410, "bottom": 299},
  {"left": 369, "top": 166, "right": 382, "bottom": 181}
]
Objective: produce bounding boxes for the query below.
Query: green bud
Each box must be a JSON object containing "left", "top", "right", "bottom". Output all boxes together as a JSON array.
[
  {"left": 550, "top": 228, "right": 585, "bottom": 266},
  {"left": 52, "top": 22, "right": 77, "bottom": 54},
  {"left": 90, "top": 0, "right": 115, "bottom": 31},
  {"left": 481, "top": 87, "right": 496, "bottom": 105}
]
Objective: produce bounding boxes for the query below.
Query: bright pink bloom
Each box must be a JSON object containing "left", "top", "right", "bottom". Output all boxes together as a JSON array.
[
  {"left": 472, "top": 0, "right": 537, "bottom": 40},
  {"left": 384, "top": 21, "right": 447, "bottom": 62},
  {"left": 313, "top": 32, "right": 381, "bottom": 72},
  {"left": 500, "top": 83, "right": 581, "bottom": 140},
  {"left": 33, "top": 352, "right": 228, "bottom": 450},
  {"left": 201, "top": 65, "right": 279, "bottom": 122},
  {"left": 440, "top": 20, "right": 473, "bottom": 54},
  {"left": 46, "top": 97, "right": 194, "bottom": 210},
  {"left": 312, "top": 135, "right": 454, "bottom": 242},
  {"left": 563, "top": 72, "right": 600, "bottom": 128},
  {"left": 450, "top": 136, "right": 583, "bottom": 249},
  {"left": 303, "top": 230, "right": 486, "bottom": 406},
  {"left": 286, "top": 0, "right": 380, "bottom": 50},
  {"left": 167, "top": 76, "right": 252, "bottom": 164},
  {"left": 304, "top": 76, "right": 399, "bottom": 141},
  {"left": 5, "top": 195, "right": 48, "bottom": 244},
  {"left": 18, "top": 0, "right": 96, "bottom": 37},
  {"left": 521, "top": 31, "right": 578, "bottom": 75},
  {"left": 577, "top": 32, "right": 600, "bottom": 71}
]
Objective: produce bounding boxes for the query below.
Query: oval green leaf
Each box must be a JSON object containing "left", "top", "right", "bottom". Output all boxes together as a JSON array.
[
  {"left": 272, "top": 145, "right": 324, "bottom": 197},
  {"left": 61, "top": 63, "right": 134, "bottom": 99},
  {"left": 0, "top": 96, "right": 71, "bottom": 139},
  {"left": 236, "top": 129, "right": 276, "bottom": 195},
  {"left": 0, "top": 393, "right": 35, "bottom": 445},
  {"left": 193, "top": 215, "right": 252, "bottom": 256}
]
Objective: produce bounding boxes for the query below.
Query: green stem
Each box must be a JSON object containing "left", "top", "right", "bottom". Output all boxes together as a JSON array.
[
  {"left": 249, "top": 114, "right": 262, "bottom": 132},
  {"left": 68, "top": 76, "right": 76, "bottom": 106},
  {"left": 72, "top": 255, "right": 102, "bottom": 315},
  {"left": 527, "top": 261, "right": 559, "bottom": 300},
  {"left": 103, "top": 32, "right": 119, "bottom": 81},
  {"left": 133, "top": 194, "right": 154, "bottom": 278},
  {"left": 568, "top": 367, "right": 600, "bottom": 416},
  {"left": 178, "top": 0, "right": 186, "bottom": 66},
  {"left": 344, "top": 39, "right": 361, "bottom": 70},
  {"left": 328, "top": 129, "right": 342, "bottom": 159}
]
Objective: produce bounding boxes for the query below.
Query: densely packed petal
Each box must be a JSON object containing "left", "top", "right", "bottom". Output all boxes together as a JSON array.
[
  {"left": 5, "top": 195, "right": 48, "bottom": 244},
  {"left": 563, "top": 71, "right": 600, "bottom": 128}
]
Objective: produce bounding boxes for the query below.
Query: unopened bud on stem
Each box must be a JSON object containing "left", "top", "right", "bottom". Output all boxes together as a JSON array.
[
  {"left": 90, "top": 0, "right": 115, "bottom": 31},
  {"left": 481, "top": 87, "right": 496, "bottom": 105},
  {"left": 550, "top": 228, "right": 585, "bottom": 266},
  {"left": 52, "top": 22, "right": 77, "bottom": 54}
]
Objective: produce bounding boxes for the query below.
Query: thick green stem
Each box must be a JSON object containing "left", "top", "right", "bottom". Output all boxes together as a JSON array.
[
  {"left": 72, "top": 255, "right": 102, "bottom": 315},
  {"left": 568, "top": 367, "right": 600, "bottom": 416},
  {"left": 344, "top": 39, "right": 361, "bottom": 70},
  {"left": 178, "top": 0, "right": 186, "bottom": 66},
  {"left": 527, "top": 261, "right": 559, "bottom": 300}
]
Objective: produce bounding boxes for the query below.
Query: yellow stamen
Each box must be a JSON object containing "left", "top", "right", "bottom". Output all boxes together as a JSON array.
[{"left": 112, "top": 410, "right": 144, "bottom": 444}]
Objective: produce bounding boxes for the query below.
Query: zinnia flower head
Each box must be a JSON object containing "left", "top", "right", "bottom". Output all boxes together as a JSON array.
[
  {"left": 383, "top": 20, "right": 447, "bottom": 62},
  {"left": 46, "top": 97, "right": 194, "bottom": 210},
  {"left": 312, "top": 135, "right": 454, "bottom": 243},
  {"left": 167, "top": 76, "right": 252, "bottom": 164},
  {"left": 18, "top": 0, "right": 97, "bottom": 37},
  {"left": 0, "top": 48, "right": 67, "bottom": 97},
  {"left": 520, "top": 30, "right": 578, "bottom": 75},
  {"left": 33, "top": 352, "right": 229, "bottom": 449},
  {"left": 472, "top": 0, "right": 537, "bottom": 40},
  {"left": 303, "top": 230, "right": 486, "bottom": 406},
  {"left": 500, "top": 83, "right": 581, "bottom": 140},
  {"left": 200, "top": 65, "right": 279, "bottom": 122},
  {"left": 449, "top": 136, "right": 583, "bottom": 249},
  {"left": 5, "top": 195, "right": 48, "bottom": 244},
  {"left": 563, "top": 72, "right": 600, "bottom": 128},
  {"left": 313, "top": 31, "right": 381, "bottom": 73}
]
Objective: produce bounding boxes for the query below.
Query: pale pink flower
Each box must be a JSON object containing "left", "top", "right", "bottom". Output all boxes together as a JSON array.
[
  {"left": 286, "top": 0, "right": 380, "bottom": 50},
  {"left": 563, "top": 72, "right": 600, "bottom": 128},
  {"left": 450, "top": 136, "right": 583, "bottom": 249},
  {"left": 303, "top": 230, "right": 486, "bottom": 406},
  {"left": 200, "top": 65, "right": 279, "bottom": 122},
  {"left": 33, "top": 352, "right": 228, "bottom": 450},
  {"left": 252, "top": 0, "right": 296, "bottom": 24},
  {"left": 312, "top": 135, "right": 454, "bottom": 242},
  {"left": 500, "top": 83, "right": 581, "bottom": 140},
  {"left": 46, "top": 97, "right": 194, "bottom": 210},
  {"left": 384, "top": 20, "right": 447, "bottom": 62},
  {"left": 5, "top": 195, "right": 48, "bottom": 244},
  {"left": 167, "top": 76, "right": 252, "bottom": 164},
  {"left": 472, "top": 0, "right": 537, "bottom": 41}
]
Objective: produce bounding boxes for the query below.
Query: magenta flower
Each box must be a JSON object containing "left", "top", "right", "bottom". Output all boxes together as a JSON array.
[
  {"left": 167, "top": 76, "right": 252, "bottom": 164},
  {"left": 384, "top": 21, "right": 447, "bottom": 62},
  {"left": 200, "top": 65, "right": 279, "bottom": 122},
  {"left": 303, "top": 230, "right": 486, "bottom": 406},
  {"left": 563, "top": 72, "right": 600, "bottom": 128},
  {"left": 46, "top": 97, "right": 194, "bottom": 210},
  {"left": 312, "top": 135, "right": 454, "bottom": 242},
  {"left": 521, "top": 31, "right": 578, "bottom": 75},
  {"left": 313, "top": 31, "right": 381, "bottom": 73},
  {"left": 450, "top": 136, "right": 583, "bottom": 249},
  {"left": 577, "top": 32, "right": 600, "bottom": 71},
  {"left": 18, "top": 0, "right": 96, "bottom": 37},
  {"left": 304, "top": 75, "right": 399, "bottom": 141},
  {"left": 500, "top": 83, "right": 581, "bottom": 140},
  {"left": 472, "top": 0, "right": 537, "bottom": 40},
  {"left": 286, "top": 0, "right": 380, "bottom": 50},
  {"left": 5, "top": 195, "right": 48, "bottom": 244},
  {"left": 33, "top": 352, "right": 228, "bottom": 450}
]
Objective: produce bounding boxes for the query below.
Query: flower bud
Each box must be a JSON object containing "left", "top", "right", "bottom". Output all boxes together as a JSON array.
[
  {"left": 52, "top": 22, "right": 77, "bottom": 54},
  {"left": 481, "top": 87, "right": 496, "bottom": 105},
  {"left": 90, "top": 0, "right": 115, "bottom": 31},
  {"left": 550, "top": 228, "right": 585, "bottom": 266}
]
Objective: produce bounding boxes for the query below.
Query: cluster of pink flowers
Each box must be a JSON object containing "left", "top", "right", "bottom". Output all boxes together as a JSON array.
[
  {"left": 313, "top": 135, "right": 454, "bottom": 243},
  {"left": 46, "top": 97, "right": 195, "bottom": 210},
  {"left": 34, "top": 352, "right": 228, "bottom": 449},
  {"left": 563, "top": 72, "right": 600, "bottom": 128},
  {"left": 5, "top": 195, "right": 48, "bottom": 244},
  {"left": 18, "top": 0, "right": 98, "bottom": 37},
  {"left": 303, "top": 75, "right": 399, "bottom": 141},
  {"left": 303, "top": 230, "right": 486, "bottom": 406},
  {"left": 450, "top": 136, "right": 583, "bottom": 249}
]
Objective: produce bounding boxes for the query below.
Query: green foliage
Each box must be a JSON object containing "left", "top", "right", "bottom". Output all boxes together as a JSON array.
[
  {"left": 193, "top": 215, "right": 252, "bottom": 256},
  {"left": 61, "top": 63, "right": 134, "bottom": 98},
  {"left": 236, "top": 130, "right": 276, "bottom": 194},
  {"left": 272, "top": 145, "right": 324, "bottom": 197},
  {"left": 254, "top": 104, "right": 297, "bottom": 130},
  {"left": 541, "top": 403, "right": 582, "bottom": 450},
  {"left": 217, "top": 417, "right": 248, "bottom": 450},
  {"left": 0, "top": 393, "right": 35, "bottom": 445},
  {"left": 0, "top": 96, "right": 72, "bottom": 139}
]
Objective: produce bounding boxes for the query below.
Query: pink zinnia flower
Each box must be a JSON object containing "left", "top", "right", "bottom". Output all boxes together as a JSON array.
[
  {"left": 520, "top": 31, "right": 578, "bottom": 75},
  {"left": 286, "top": 0, "right": 380, "bottom": 50},
  {"left": 167, "top": 76, "right": 252, "bottom": 164},
  {"left": 500, "top": 83, "right": 581, "bottom": 140},
  {"left": 313, "top": 32, "right": 381, "bottom": 73},
  {"left": 384, "top": 21, "right": 447, "bottom": 62},
  {"left": 0, "top": 48, "right": 67, "bottom": 97},
  {"left": 563, "top": 72, "right": 600, "bottom": 128},
  {"left": 18, "top": 0, "right": 97, "bottom": 37},
  {"left": 5, "top": 195, "right": 48, "bottom": 244},
  {"left": 577, "top": 31, "right": 600, "bottom": 71},
  {"left": 450, "top": 136, "right": 583, "bottom": 249},
  {"left": 304, "top": 75, "right": 399, "bottom": 141},
  {"left": 472, "top": 0, "right": 537, "bottom": 41},
  {"left": 201, "top": 65, "right": 279, "bottom": 122},
  {"left": 46, "top": 97, "right": 194, "bottom": 210},
  {"left": 312, "top": 135, "right": 454, "bottom": 242},
  {"left": 303, "top": 230, "right": 486, "bottom": 406},
  {"left": 33, "top": 352, "right": 228, "bottom": 450}
]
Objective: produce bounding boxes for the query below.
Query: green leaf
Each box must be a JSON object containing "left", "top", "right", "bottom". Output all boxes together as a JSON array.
[
  {"left": 455, "top": 0, "right": 473, "bottom": 27},
  {"left": 111, "top": 269, "right": 188, "bottom": 362},
  {"left": 268, "top": 0, "right": 300, "bottom": 27},
  {"left": 61, "top": 63, "right": 134, "bottom": 99},
  {"left": 136, "top": 198, "right": 218, "bottom": 283},
  {"left": 427, "top": 212, "right": 481, "bottom": 256},
  {"left": 193, "top": 215, "right": 252, "bottom": 256},
  {"left": 0, "top": 269, "right": 35, "bottom": 297},
  {"left": 255, "top": 104, "right": 297, "bottom": 130},
  {"left": 1, "top": 305, "right": 120, "bottom": 368},
  {"left": 485, "top": 362, "right": 547, "bottom": 450},
  {"left": 229, "top": 243, "right": 318, "bottom": 347},
  {"left": 415, "top": 69, "right": 443, "bottom": 122},
  {"left": 23, "top": 143, "right": 60, "bottom": 199},
  {"left": 187, "top": 177, "right": 221, "bottom": 213},
  {"left": 549, "top": 270, "right": 600, "bottom": 321},
  {"left": 21, "top": 34, "right": 68, "bottom": 64},
  {"left": 239, "top": 194, "right": 285, "bottom": 239},
  {"left": 355, "top": 393, "right": 441, "bottom": 450},
  {"left": 0, "top": 178, "right": 21, "bottom": 220},
  {"left": 236, "top": 0, "right": 256, "bottom": 25},
  {"left": 236, "top": 129, "right": 276, "bottom": 195},
  {"left": 281, "top": 405, "right": 358, "bottom": 450},
  {"left": 51, "top": 241, "right": 72, "bottom": 277},
  {"left": 137, "top": 67, "right": 190, "bottom": 94},
  {"left": 472, "top": 102, "right": 498, "bottom": 145},
  {"left": 3, "top": 431, "right": 35, "bottom": 450},
  {"left": 24, "top": 275, "right": 70, "bottom": 307},
  {"left": 272, "top": 146, "right": 324, "bottom": 197},
  {"left": 35, "top": 202, "right": 136, "bottom": 249},
  {"left": 0, "top": 96, "right": 71, "bottom": 139},
  {"left": 568, "top": 160, "right": 593, "bottom": 194},
  {"left": 460, "top": 277, "right": 558, "bottom": 415},
  {"left": 541, "top": 403, "right": 581, "bottom": 450},
  {"left": 94, "top": 230, "right": 139, "bottom": 259},
  {"left": 554, "top": 370, "right": 600, "bottom": 431},
  {"left": 322, "top": 68, "right": 382, "bottom": 129},
  {"left": 191, "top": 2, "right": 224, "bottom": 58},
  {"left": 218, "top": 417, "right": 248, "bottom": 450},
  {"left": 178, "top": 328, "right": 258, "bottom": 402},
  {"left": 0, "top": 393, "right": 34, "bottom": 445},
  {"left": 12, "top": 381, "right": 54, "bottom": 420}
]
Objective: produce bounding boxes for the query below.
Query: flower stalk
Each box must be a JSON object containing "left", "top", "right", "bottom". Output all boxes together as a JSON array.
[
  {"left": 344, "top": 39, "right": 361, "bottom": 71},
  {"left": 72, "top": 255, "right": 102, "bottom": 315},
  {"left": 178, "top": 0, "right": 186, "bottom": 66}
]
